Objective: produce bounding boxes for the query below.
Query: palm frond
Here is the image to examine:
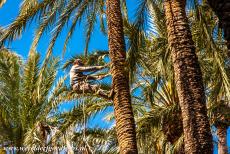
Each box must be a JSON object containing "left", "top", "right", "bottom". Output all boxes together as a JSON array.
[
  {"left": 0, "top": 0, "right": 56, "bottom": 46},
  {"left": 0, "top": 0, "right": 6, "bottom": 8}
]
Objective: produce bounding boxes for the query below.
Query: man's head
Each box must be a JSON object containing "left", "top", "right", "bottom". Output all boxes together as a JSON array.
[{"left": 73, "top": 59, "right": 83, "bottom": 66}]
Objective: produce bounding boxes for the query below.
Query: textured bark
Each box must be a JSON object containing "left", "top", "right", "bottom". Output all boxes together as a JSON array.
[
  {"left": 106, "top": 0, "right": 138, "bottom": 153},
  {"left": 162, "top": 113, "right": 183, "bottom": 143},
  {"left": 163, "top": 0, "right": 213, "bottom": 153},
  {"left": 217, "top": 125, "right": 228, "bottom": 154},
  {"left": 207, "top": 0, "right": 230, "bottom": 55}
]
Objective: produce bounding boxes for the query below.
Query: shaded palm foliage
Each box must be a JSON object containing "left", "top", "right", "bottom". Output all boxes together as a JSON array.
[{"left": 135, "top": 78, "right": 184, "bottom": 153}]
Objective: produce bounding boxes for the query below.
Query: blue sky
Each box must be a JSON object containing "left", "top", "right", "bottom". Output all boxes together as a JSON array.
[{"left": 0, "top": 0, "right": 229, "bottom": 153}]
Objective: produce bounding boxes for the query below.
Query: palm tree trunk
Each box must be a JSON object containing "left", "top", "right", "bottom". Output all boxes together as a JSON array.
[
  {"left": 163, "top": 0, "right": 213, "bottom": 153},
  {"left": 207, "top": 0, "right": 230, "bottom": 56},
  {"left": 105, "top": 0, "right": 138, "bottom": 153},
  {"left": 217, "top": 125, "right": 228, "bottom": 154}
]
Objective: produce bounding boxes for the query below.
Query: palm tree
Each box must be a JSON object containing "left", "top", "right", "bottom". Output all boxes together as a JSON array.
[
  {"left": 207, "top": 0, "right": 230, "bottom": 53},
  {"left": 0, "top": 49, "right": 69, "bottom": 152},
  {"left": 0, "top": 48, "right": 22, "bottom": 148},
  {"left": 163, "top": 0, "right": 213, "bottom": 153},
  {"left": 189, "top": 3, "right": 230, "bottom": 153},
  {"left": 105, "top": 0, "right": 138, "bottom": 153},
  {"left": 0, "top": 48, "right": 20, "bottom": 154},
  {"left": 135, "top": 78, "right": 184, "bottom": 154},
  {"left": 132, "top": 1, "right": 217, "bottom": 152}
]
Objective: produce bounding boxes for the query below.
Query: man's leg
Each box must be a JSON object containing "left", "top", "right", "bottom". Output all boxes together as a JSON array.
[
  {"left": 80, "top": 83, "right": 94, "bottom": 93},
  {"left": 90, "top": 84, "right": 111, "bottom": 98},
  {"left": 73, "top": 82, "right": 111, "bottom": 99},
  {"left": 73, "top": 82, "right": 93, "bottom": 94},
  {"left": 72, "top": 83, "right": 81, "bottom": 93}
]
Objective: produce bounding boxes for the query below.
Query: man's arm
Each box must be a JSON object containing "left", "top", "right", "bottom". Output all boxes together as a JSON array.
[
  {"left": 74, "top": 64, "right": 109, "bottom": 72},
  {"left": 87, "top": 73, "right": 110, "bottom": 80}
]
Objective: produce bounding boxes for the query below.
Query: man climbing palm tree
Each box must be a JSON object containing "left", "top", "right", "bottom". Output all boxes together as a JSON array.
[{"left": 70, "top": 59, "right": 110, "bottom": 99}]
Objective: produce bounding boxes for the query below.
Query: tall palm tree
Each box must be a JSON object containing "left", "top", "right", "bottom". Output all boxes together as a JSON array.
[
  {"left": 189, "top": 3, "right": 230, "bottom": 153},
  {"left": 207, "top": 0, "right": 230, "bottom": 53},
  {"left": 163, "top": 0, "right": 213, "bottom": 153},
  {"left": 105, "top": 0, "right": 138, "bottom": 153}
]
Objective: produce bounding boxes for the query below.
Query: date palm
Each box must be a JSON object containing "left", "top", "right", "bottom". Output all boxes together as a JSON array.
[
  {"left": 127, "top": 1, "right": 229, "bottom": 152},
  {"left": 135, "top": 77, "right": 184, "bottom": 153},
  {"left": 0, "top": 49, "right": 22, "bottom": 147},
  {"left": 163, "top": 0, "right": 213, "bottom": 153},
  {"left": 190, "top": 3, "right": 230, "bottom": 153},
  {"left": 131, "top": 1, "right": 214, "bottom": 152},
  {"left": 130, "top": 9, "right": 184, "bottom": 151},
  {"left": 0, "top": 49, "right": 69, "bottom": 152},
  {"left": 106, "top": 0, "right": 138, "bottom": 153}
]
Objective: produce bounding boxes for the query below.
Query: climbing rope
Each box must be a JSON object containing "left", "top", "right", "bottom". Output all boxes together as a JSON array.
[
  {"left": 74, "top": 63, "right": 111, "bottom": 153},
  {"left": 82, "top": 82, "right": 87, "bottom": 152},
  {"left": 82, "top": 79, "right": 94, "bottom": 154}
]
